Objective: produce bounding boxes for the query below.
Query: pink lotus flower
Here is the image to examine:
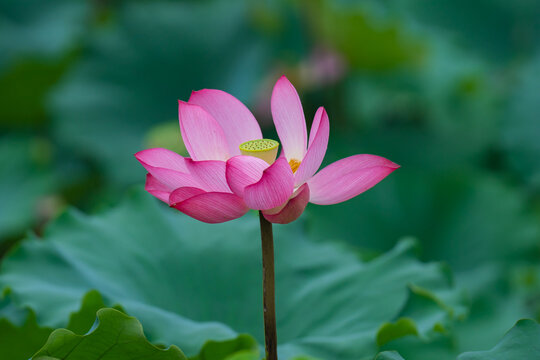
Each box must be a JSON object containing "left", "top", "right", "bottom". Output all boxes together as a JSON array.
[{"left": 135, "top": 76, "right": 399, "bottom": 224}]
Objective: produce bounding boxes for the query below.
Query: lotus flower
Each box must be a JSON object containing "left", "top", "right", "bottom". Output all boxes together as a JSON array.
[{"left": 135, "top": 76, "right": 399, "bottom": 224}]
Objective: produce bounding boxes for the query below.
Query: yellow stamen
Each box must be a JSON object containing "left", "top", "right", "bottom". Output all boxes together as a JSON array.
[
  {"left": 239, "top": 139, "right": 279, "bottom": 164},
  {"left": 289, "top": 159, "right": 301, "bottom": 173}
]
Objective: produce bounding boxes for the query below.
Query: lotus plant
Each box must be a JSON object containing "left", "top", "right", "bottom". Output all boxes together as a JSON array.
[{"left": 135, "top": 76, "right": 399, "bottom": 360}]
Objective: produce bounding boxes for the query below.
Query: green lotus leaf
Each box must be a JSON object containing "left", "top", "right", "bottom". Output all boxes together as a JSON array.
[
  {"left": 306, "top": 170, "right": 539, "bottom": 271},
  {"left": 0, "top": 295, "right": 51, "bottom": 360},
  {"left": 0, "top": 190, "right": 463, "bottom": 359},
  {"left": 375, "top": 351, "right": 406, "bottom": 360},
  {"left": 32, "top": 308, "right": 186, "bottom": 360},
  {"left": 375, "top": 318, "right": 540, "bottom": 360},
  {"left": 0, "top": 290, "right": 119, "bottom": 360},
  {"left": 457, "top": 319, "right": 540, "bottom": 360},
  {"left": 377, "top": 318, "right": 419, "bottom": 348},
  {"left": 190, "top": 334, "right": 258, "bottom": 360}
]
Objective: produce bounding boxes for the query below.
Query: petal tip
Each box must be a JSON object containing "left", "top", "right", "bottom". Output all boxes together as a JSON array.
[
  {"left": 134, "top": 149, "right": 149, "bottom": 164},
  {"left": 275, "top": 75, "right": 293, "bottom": 88},
  {"left": 179, "top": 99, "right": 200, "bottom": 109},
  {"left": 188, "top": 89, "right": 204, "bottom": 100},
  {"left": 189, "top": 88, "right": 219, "bottom": 100}
]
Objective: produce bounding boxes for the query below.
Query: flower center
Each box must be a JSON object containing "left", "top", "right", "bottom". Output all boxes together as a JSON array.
[
  {"left": 239, "top": 139, "right": 279, "bottom": 164},
  {"left": 288, "top": 159, "right": 301, "bottom": 173}
]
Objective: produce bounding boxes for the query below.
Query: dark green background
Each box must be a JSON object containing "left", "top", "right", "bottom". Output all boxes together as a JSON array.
[{"left": 0, "top": 0, "right": 539, "bottom": 359}]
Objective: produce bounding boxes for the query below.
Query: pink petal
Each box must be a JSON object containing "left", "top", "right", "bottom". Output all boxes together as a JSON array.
[
  {"left": 262, "top": 184, "right": 310, "bottom": 224},
  {"left": 169, "top": 187, "right": 207, "bottom": 204},
  {"left": 184, "top": 159, "right": 230, "bottom": 193},
  {"left": 139, "top": 165, "right": 199, "bottom": 190},
  {"left": 178, "top": 101, "right": 230, "bottom": 161},
  {"left": 135, "top": 150, "right": 196, "bottom": 189},
  {"left": 189, "top": 89, "right": 262, "bottom": 155},
  {"left": 294, "top": 107, "right": 329, "bottom": 186},
  {"left": 243, "top": 157, "right": 295, "bottom": 210},
  {"left": 135, "top": 148, "right": 188, "bottom": 173},
  {"left": 171, "top": 191, "right": 249, "bottom": 224},
  {"left": 308, "top": 106, "right": 324, "bottom": 148},
  {"left": 271, "top": 76, "right": 307, "bottom": 161},
  {"left": 226, "top": 155, "right": 269, "bottom": 196},
  {"left": 145, "top": 174, "right": 172, "bottom": 203},
  {"left": 308, "top": 154, "right": 400, "bottom": 205}
]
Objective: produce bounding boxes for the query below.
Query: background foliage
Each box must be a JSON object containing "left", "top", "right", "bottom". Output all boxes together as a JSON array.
[{"left": 0, "top": 0, "right": 539, "bottom": 359}]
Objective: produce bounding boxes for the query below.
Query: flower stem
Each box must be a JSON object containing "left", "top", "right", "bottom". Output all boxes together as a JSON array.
[{"left": 259, "top": 211, "right": 278, "bottom": 360}]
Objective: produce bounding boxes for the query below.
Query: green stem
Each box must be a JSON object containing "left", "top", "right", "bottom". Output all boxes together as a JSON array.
[{"left": 259, "top": 211, "right": 278, "bottom": 360}]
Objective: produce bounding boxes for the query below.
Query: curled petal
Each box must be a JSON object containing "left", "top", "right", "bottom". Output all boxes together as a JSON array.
[
  {"left": 308, "top": 106, "right": 324, "bottom": 148},
  {"left": 135, "top": 148, "right": 188, "bottom": 173},
  {"left": 271, "top": 76, "right": 307, "bottom": 161},
  {"left": 226, "top": 155, "right": 269, "bottom": 196},
  {"left": 178, "top": 101, "right": 230, "bottom": 161},
  {"left": 295, "top": 107, "right": 329, "bottom": 186},
  {"left": 184, "top": 159, "right": 230, "bottom": 193},
  {"left": 263, "top": 184, "right": 310, "bottom": 224},
  {"left": 138, "top": 165, "right": 199, "bottom": 190},
  {"left": 308, "top": 154, "right": 400, "bottom": 205},
  {"left": 169, "top": 187, "right": 206, "bottom": 204},
  {"left": 189, "top": 89, "right": 262, "bottom": 155},
  {"left": 135, "top": 149, "right": 198, "bottom": 189},
  {"left": 145, "top": 174, "right": 172, "bottom": 203},
  {"left": 171, "top": 191, "right": 249, "bottom": 224},
  {"left": 243, "top": 157, "right": 295, "bottom": 210}
]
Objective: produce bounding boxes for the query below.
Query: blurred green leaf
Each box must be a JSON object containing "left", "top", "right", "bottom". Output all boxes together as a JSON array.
[
  {"left": 65, "top": 290, "right": 124, "bottom": 335},
  {"left": 375, "top": 351, "right": 406, "bottom": 360},
  {"left": 306, "top": 170, "right": 539, "bottom": 270},
  {"left": 305, "top": 0, "right": 424, "bottom": 70},
  {"left": 144, "top": 121, "right": 188, "bottom": 157},
  {"left": 0, "top": 296, "right": 51, "bottom": 360},
  {"left": 377, "top": 318, "right": 419, "bottom": 347},
  {"left": 383, "top": 283, "right": 468, "bottom": 343},
  {"left": 190, "top": 335, "right": 259, "bottom": 360},
  {"left": 0, "top": 0, "right": 88, "bottom": 67},
  {"left": 0, "top": 136, "right": 59, "bottom": 243},
  {"left": 50, "top": 0, "right": 271, "bottom": 186},
  {"left": 341, "top": 42, "right": 501, "bottom": 162},
  {"left": 457, "top": 319, "right": 540, "bottom": 359},
  {"left": 502, "top": 54, "right": 540, "bottom": 190},
  {"left": 452, "top": 263, "right": 539, "bottom": 352},
  {"left": 0, "top": 54, "right": 75, "bottom": 129},
  {"left": 381, "top": 262, "right": 540, "bottom": 360},
  {"left": 0, "top": 0, "right": 86, "bottom": 129},
  {"left": 402, "top": 0, "right": 540, "bottom": 62},
  {"left": 375, "top": 320, "right": 540, "bottom": 359},
  {"left": 0, "top": 190, "right": 463, "bottom": 359},
  {"left": 32, "top": 308, "right": 187, "bottom": 360}
]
